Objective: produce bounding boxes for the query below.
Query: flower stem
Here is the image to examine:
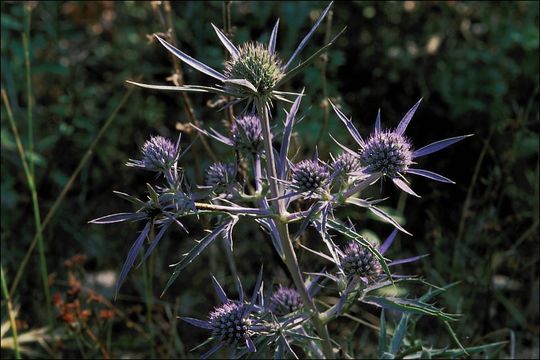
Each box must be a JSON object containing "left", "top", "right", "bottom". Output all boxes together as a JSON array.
[{"left": 255, "top": 97, "right": 334, "bottom": 359}]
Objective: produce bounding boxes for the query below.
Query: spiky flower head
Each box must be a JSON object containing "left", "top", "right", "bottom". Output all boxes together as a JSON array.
[
  {"left": 224, "top": 42, "right": 284, "bottom": 97},
  {"left": 205, "top": 162, "right": 236, "bottom": 189},
  {"left": 269, "top": 286, "right": 303, "bottom": 316},
  {"left": 291, "top": 159, "right": 330, "bottom": 193},
  {"left": 209, "top": 302, "right": 252, "bottom": 346},
  {"left": 340, "top": 242, "right": 382, "bottom": 279},
  {"left": 125, "top": 135, "right": 178, "bottom": 172},
  {"left": 360, "top": 131, "right": 413, "bottom": 178},
  {"left": 231, "top": 114, "right": 263, "bottom": 152},
  {"left": 331, "top": 152, "right": 366, "bottom": 183}
]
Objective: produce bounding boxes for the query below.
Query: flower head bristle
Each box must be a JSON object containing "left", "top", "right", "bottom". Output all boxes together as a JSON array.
[
  {"left": 205, "top": 162, "right": 236, "bottom": 189},
  {"left": 224, "top": 42, "right": 284, "bottom": 96},
  {"left": 140, "top": 135, "right": 177, "bottom": 172},
  {"left": 360, "top": 130, "right": 413, "bottom": 177},
  {"left": 231, "top": 114, "right": 263, "bottom": 152},
  {"left": 269, "top": 286, "right": 303, "bottom": 316},
  {"left": 291, "top": 159, "right": 330, "bottom": 193},
  {"left": 340, "top": 242, "right": 382, "bottom": 279},
  {"left": 209, "top": 302, "right": 251, "bottom": 345}
]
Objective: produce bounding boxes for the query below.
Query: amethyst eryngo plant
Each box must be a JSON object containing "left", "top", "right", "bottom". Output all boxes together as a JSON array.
[{"left": 90, "top": 2, "right": 488, "bottom": 358}]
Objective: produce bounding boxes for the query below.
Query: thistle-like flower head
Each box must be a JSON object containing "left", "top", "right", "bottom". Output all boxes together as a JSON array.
[
  {"left": 291, "top": 159, "right": 330, "bottom": 194},
  {"left": 360, "top": 130, "right": 413, "bottom": 178},
  {"left": 331, "top": 152, "right": 366, "bottom": 184},
  {"left": 129, "top": 3, "right": 341, "bottom": 107},
  {"left": 231, "top": 113, "right": 263, "bottom": 152},
  {"left": 331, "top": 99, "right": 473, "bottom": 197},
  {"left": 181, "top": 271, "right": 264, "bottom": 357},
  {"left": 209, "top": 302, "right": 252, "bottom": 345},
  {"left": 127, "top": 135, "right": 179, "bottom": 172},
  {"left": 340, "top": 242, "right": 382, "bottom": 279},
  {"left": 269, "top": 286, "right": 303, "bottom": 316},
  {"left": 224, "top": 42, "right": 284, "bottom": 97},
  {"left": 205, "top": 162, "right": 237, "bottom": 189}
]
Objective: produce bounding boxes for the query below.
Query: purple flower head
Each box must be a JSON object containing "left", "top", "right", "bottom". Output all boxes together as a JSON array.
[
  {"left": 180, "top": 270, "right": 264, "bottom": 358},
  {"left": 127, "top": 135, "right": 179, "bottom": 172},
  {"left": 360, "top": 130, "right": 413, "bottom": 178},
  {"left": 331, "top": 152, "right": 366, "bottom": 183},
  {"left": 291, "top": 159, "right": 330, "bottom": 194},
  {"left": 331, "top": 99, "right": 473, "bottom": 196},
  {"left": 231, "top": 114, "right": 263, "bottom": 152},
  {"left": 269, "top": 286, "right": 303, "bottom": 316},
  {"left": 209, "top": 302, "right": 252, "bottom": 346},
  {"left": 224, "top": 42, "right": 284, "bottom": 97},
  {"left": 205, "top": 162, "right": 237, "bottom": 189},
  {"left": 340, "top": 242, "right": 382, "bottom": 280}
]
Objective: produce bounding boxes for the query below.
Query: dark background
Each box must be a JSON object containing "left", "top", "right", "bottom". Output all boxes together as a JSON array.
[{"left": 1, "top": 1, "right": 538, "bottom": 358}]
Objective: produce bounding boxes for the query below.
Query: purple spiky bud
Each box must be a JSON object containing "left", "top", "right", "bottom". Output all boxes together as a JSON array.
[
  {"left": 360, "top": 130, "right": 413, "bottom": 177},
  {"left": 291, "top": 159, "right": 330, "bottom": 193},
  {"left": 205, "top": 162, "right": 236, "bottom": 189},
  {"left": 269, "top": 286, "right": 303, "bottom": 316},
  {"left": 127, "top": 135, "right": 177, "bottom": 172},
  {"left": 331, "top": 152, "right": 366, "bottom": 183},
  {"left": 231, "top": 114, "right": 263, "bottom": 152},
  {"left": 340, "top": 242, "right": 382, "bottom": 279},
  {"left": 209, "top": 302, "right": 252, "bottom": 345}
]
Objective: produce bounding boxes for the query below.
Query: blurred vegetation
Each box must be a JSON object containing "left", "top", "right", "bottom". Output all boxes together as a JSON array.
[{"left": 1, "top": 1, "right": 538, "bottom": 358}]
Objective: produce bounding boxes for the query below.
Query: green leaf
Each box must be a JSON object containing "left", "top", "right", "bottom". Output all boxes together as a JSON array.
[
  {"left": 146, "top": 183, "right": 159, "bottom": 204},
  {"left": 362, "top": 296, "right": 461, "bottom": 322},
  {"left": 390, "top": 313, "right": 410, "bottom": 355},
  {"left": 161, "top": 220, "right": 230, "bottom": 296}
]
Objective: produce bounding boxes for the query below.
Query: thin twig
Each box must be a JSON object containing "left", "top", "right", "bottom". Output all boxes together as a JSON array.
[{"left": 452, "top": 128, "right": 493, "bottom": 276}]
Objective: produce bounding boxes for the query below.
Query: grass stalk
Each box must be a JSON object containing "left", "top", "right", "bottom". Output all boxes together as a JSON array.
[
  {"left": 1, "top": 89, "right": 52, "bottom": 326},
  {"left": 6, "top": 86, "right": 135, "bottom": 297},
  {"left": 23, "top": 3, "right": 33, "bottom": 176},
  {"left": 1, "top": 267, "right": 21, "bottom": 359}
]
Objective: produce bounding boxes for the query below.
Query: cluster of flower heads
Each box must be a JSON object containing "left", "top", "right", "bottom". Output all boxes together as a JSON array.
[{"left": 89, "top": 1, "right": 476, "bottom": 358}]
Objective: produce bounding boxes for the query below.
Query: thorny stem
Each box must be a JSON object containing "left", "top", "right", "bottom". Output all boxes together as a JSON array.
[{"left": 255, "top": 97, "right": 335, "bottom": 359}]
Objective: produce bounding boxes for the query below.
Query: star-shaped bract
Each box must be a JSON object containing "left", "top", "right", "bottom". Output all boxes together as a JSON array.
[
  {"left": 331, "top": 99, "right": 473, "bottom": 197},
  {"left": 180, "top": 270, "right": 264, "bottom": 359},
  {"left": 128, "top": 2, "right": 342, "bottom": 110}
]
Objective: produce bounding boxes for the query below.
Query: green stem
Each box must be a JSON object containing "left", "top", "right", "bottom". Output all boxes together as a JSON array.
[
  {"left": 23, "top": 4, "right": 33, "bottom": 177},
  {"left": 255, "top": 97, "right": 334, "bottom": 359},
  {"left": 1, "top": 90, "right": 53, "bottom": 327},
  {"left": 1, "top": 267, "right": 21, "bottom": 359}
]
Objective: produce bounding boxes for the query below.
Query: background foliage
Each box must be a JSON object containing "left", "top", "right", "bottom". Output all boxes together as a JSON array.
[{"left": 1, "top": 1, "right": 538, "bottom": 358}]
